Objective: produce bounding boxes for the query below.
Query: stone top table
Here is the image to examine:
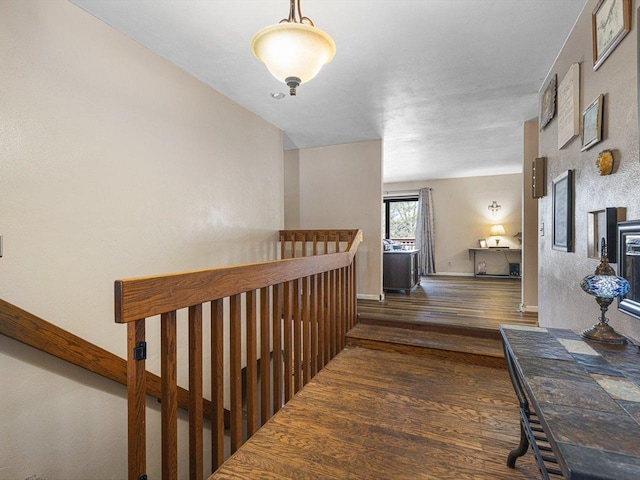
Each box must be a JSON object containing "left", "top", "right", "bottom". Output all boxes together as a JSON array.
[{"left": 500, "top": 325, "right": 640, "bottom": 480}]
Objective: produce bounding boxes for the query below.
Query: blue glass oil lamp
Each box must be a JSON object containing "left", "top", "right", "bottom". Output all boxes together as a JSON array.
[{"left": 580, "top": 239, "right": 630, "bottom": 344}]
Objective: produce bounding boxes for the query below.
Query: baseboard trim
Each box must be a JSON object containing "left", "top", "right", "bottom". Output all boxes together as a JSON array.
[
  {"left": 518, "top": 304, "right": 539, "bottom": 313},
  {"left": 357, "top": 293, "right": 384, "bottom": 301},
  {"left": 429, "top": 272, "right": 475, "bottom": 277}
]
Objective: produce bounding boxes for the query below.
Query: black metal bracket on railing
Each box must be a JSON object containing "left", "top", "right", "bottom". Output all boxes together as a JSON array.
[{"left": 133, "top": 341, "right": 147, "bottom": 361}]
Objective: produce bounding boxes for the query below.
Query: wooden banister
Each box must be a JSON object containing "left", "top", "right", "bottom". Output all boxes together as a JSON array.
[
  {"left": 115, "top": 229, "right": 362, "bottom": 480},
  {"left": 115, "top": 230, "right": 361, "bottom": 324},
  {"left": 0, "top": 298, "right": 223, "bottom": 423}
]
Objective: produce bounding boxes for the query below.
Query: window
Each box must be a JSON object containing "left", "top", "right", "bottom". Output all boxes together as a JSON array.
[{"left": 383, "top": 197, "right": 418, "bottom": 241}]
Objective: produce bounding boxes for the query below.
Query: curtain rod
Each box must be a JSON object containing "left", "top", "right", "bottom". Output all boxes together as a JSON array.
[{"left": 383, "top": 188, "right": 431, "bottom": 196}]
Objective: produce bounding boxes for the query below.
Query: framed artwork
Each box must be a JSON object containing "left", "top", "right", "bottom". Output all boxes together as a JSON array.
[
  {"left": 539, "top": 75, "right": 556, "bottom": 131},
  {"left": 532, "top": 157, "right": 546, "bottom": 198},
  {"left": 552, "top": 170, "right": 573, "bottom": 252},
  {"left": 478, "top": 239, "right": 487, "bottom": 248},
  {"left": 557, "top": 63, "right": 580, "bottom": 149},
  {"left": 581, "top": 94, "right": 604, "bottom": 151},
  {"left": 617, "top": 220, "right": 640, "bottom": 319},
  {"left": 592, "top": 0, "right": 631, "bottom": 71}
]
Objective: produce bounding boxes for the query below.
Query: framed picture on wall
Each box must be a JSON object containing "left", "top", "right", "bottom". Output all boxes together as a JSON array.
[
  {"left": 581, "top": 94, "right": 604, "bottom": 151},
  {"left": 539, "top": 75, "right": 556, "bottom": 131},
  {"left": 552, "top": 170, "right": 574, "bottom": 252},
  {"left": 592, "top": 0, "right": 631, "bottom": 71}
]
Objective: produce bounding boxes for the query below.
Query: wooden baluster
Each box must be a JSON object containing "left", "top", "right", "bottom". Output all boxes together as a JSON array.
[
  {"left": 345, "top": 267, "right": 350, "bottom": 335},
  {"left": 344, "top": 265, "right": 350, "bottom": 333},
  {"left": 337, "top": 268, "right": 343, "bottom": 352},
  {"left": 347, "top": 263, "right": 356, "bottom": 330},
  {"left": 161, "top": 310, "right": 178, "bottom": 480},
  {"left": 293, "top": 278, "right": 302, "bottom": 393},
  {"left": 311, "top": 232, "right": 318, "bottom": 377},
  {"left": 229, "top": 294, "right": 243, "bottom": 453},
  {"left": 246, "top": 291, "right": 258, "bottom": 437},
  {"left": 283, "top": 281, "right": 293, "bottom": 402},
  {"left": 324, "top": 270, "right": 332, "bottom": 364},
  {"left": 302, "top": 275, "right": 310, "bottom": 385},
  {"left": 289, "top": 233, "right": 296, "bottom": 259},
  {"left": 280, "top": 231, "right": 285, "bottom": 259},
  {"left": 330, "top": 269, "right": 337, "bottom": 359},
  {"left": 317, "top": 272, "right": 325, "bottom": 370},
  {"left": 335, "top": 234, "right": 340, "bottom": 254},
  {"left": 260, "top": 287, "right": 271, "bottom": 426},
  {"left": 324, "top": 235, "right": 328, "bottom": 255},
  {"left": 272, "top": 283, "right": 283, "bottom": 413},
  {"left": 352, "top": 256, "right": 358, "bottom": 328},
  {"left": 127, "top": 319, "right": 146, "bottom": 480},
  {"left": 188, "top": 305, "right": 203, "bottom": 480},
  {"left": 310, "top": 273, "right": 318, "bottom": 378},
  {"left": 211, "top": 299, "right": 224, "bottom": 471},
  {"left": 343, "top": 267, "right": 348, "bottom": 343}
]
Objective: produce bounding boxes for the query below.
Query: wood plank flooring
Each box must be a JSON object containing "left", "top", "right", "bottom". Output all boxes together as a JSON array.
[
  {"left": 358, "top": 275, "right": 538, "bottom": 331},
  {"left": 209, "top": 347, "right": 540, "bottom": 480}
]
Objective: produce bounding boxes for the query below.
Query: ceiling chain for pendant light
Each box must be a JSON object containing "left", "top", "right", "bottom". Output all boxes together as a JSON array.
[{"left": 251, "top": 0, "right": 336, "bottom": 96}]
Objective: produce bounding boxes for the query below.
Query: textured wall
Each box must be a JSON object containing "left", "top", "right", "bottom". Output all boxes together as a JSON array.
[
  {"left": 538, "top": 0, "right": 640, "bottom": 342},
  {"left": 0, "top": 1, "right": 283, "bottom": 478}
]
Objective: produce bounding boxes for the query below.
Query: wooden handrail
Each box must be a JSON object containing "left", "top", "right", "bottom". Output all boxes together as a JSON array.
[
  {"left": 0, "top": 298, "right": 224, "bottom": 424},
  {"left": 116, "top": 229, "right": 362, "bottom": 480},
  {"left": 115, "top": 229, "right": 361, "bottom": 323}
]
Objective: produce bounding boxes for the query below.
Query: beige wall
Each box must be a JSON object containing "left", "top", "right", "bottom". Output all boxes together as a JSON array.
[
  {"left": 385, "top": 174, "right": 523, "bottom": 276},
  {"left": 0, "top": 1, "right": 283, "bottom": 479},
  {"left": 538, "top": 0, "right": 640, "bottom": 343},
  {"left": 284, "top": 141, "right": 383, "bottom": 299},
  {"left": 522, "top": 120, "right": 540, "bottom": 311}
]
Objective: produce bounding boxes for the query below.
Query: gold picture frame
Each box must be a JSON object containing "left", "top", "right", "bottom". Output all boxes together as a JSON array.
[
  {"left": 592, "top": 0, "right": 631, "bottom": 71},
  {"left": 539, "top": 75, "right": 556, "bottom": 131}
]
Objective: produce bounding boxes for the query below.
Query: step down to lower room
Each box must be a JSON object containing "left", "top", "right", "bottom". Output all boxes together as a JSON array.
[{"left": 346, "top": 323, "right": 506, "bottom": 368}]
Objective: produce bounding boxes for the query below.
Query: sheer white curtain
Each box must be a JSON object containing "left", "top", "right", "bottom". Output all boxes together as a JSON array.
[{"left": 415, "top": 187, "right": 436, "bottom": 275}]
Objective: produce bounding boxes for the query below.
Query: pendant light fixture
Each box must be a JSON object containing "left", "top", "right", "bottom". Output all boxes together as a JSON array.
[{"left": 251, "top": 0, "right": 336, "bottom": 96}]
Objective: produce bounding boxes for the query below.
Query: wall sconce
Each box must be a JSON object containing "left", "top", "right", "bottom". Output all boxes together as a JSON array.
[
  {"left": 488, "top": 201, "right": 501, "bottom": 216},
  {"left": 490, "top": 224, "right": 506, "bottom": 247}
]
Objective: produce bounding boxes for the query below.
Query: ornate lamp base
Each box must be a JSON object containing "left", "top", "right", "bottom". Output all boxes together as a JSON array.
[{"left": 581, "top": 321, "right": 627, "bottom": 345}]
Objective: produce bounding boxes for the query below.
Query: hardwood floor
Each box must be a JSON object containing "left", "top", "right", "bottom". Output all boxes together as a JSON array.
[
  {"left": 358, "top": 275, "right": 538, "bottom": 331},
  {"left": 209, "top": 347, "right": 539, "bottom": 479}
]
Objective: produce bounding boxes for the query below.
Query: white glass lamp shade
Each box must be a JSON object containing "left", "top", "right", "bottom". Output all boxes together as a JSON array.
[{"left": 251, "top": 22, "right": 336, "bottom": 86}]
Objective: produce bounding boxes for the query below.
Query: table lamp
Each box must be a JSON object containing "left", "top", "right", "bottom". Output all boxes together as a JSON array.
[
  {"left": 490, "top": 224, "right": 506, "bottom": 247},
  {"left": 580, "top": 239, "right": 630, "bottom": 344}
]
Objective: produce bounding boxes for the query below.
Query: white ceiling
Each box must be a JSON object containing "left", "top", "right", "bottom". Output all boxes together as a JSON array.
[{"left": 70, "top": 0, "right": 586, "bottom": 183}]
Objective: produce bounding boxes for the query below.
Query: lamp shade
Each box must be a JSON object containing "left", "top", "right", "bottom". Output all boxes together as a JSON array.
[
  {"left": 580, "top": 274, "right": 630, "bottom": 299},
  {"left": 251, "top": 22, "right": 336, "bottom": 87},
  {"left": 490, "top": 224, "right": 506, "bottom": 236}
]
